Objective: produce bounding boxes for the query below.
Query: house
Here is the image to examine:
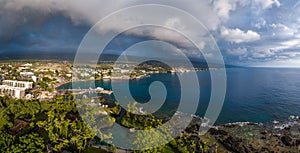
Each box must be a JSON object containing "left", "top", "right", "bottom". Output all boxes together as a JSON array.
[{"left": 20, "top": 72, "right": 35, "bottom": 78}]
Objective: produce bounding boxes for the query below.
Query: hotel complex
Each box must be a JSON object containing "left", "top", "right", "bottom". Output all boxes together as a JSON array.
[{"left": 0, "top": 80, "right": 33, "bottom": 99}]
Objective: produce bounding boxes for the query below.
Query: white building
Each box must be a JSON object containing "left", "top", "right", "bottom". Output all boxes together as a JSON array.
[
  {"left": 31, "top": 76, "right": 37, "bottom": 82},
  {"left": 20, "top": 72, "right": 35, "bottom": 77},
  {"left": 0, "top": 80, "right": 33, "bottom": 99},
  {"left": 23, "top": 63, "right": 33, "bottom": 67},
  {"left": 2, "top": 80, "right": 33, "bottom": 89},
  {"left": 0, "top": 86, "right": 26, "bottom": 99},
  {"left": 96, "top": 87, "right": 104, "bottom": 91},
  {"left": 121, "top": 69, "right": 130, "bottom": 74}
]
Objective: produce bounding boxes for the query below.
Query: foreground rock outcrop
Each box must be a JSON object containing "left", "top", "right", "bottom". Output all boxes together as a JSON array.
[{"left": 184, "top": 116, "right": 300, "bottom": 152}]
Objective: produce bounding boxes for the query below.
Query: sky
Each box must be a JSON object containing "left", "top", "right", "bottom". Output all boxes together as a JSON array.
[{"left": 0, "top": 0, "right": 299, "bottom": 67}]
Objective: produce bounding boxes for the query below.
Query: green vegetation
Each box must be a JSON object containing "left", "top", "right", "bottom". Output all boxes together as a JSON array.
[
  {"left": 0, "top": 96, "right": 211, "bottom": 153},
  {"left": 120, "top": 103, "right": 210, "bottom": 153},
  {"left": 132, "top": 131, "right": 210, "bottom": 153},
  {"left": 0, "top": 96, "right": 110, "bottom": 152},
  {"left": 121, "top": 103, "right": 163, "bottom": 129},
  {"left": 37, "top": 77, "right": 57, "bottom": 92}
]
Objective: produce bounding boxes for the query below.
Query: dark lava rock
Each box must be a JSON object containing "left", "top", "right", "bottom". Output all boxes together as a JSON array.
[
  {"left": 261, "top": 147, "right": 269, "bottom": 152},
  {"left": 260, "top": 130, "right": 268, "bottom": 135},
  {"left": 219, "top": 136, "right": 249, "bottom": 153},
  {"left": 185, "top": 123, "right": 200, "bottom": 134},
  {"left": 296, "top": 139, "right": 300, "bottom": 146},
  {"left": 281, "top": 135, "right": 296, "bottom": 146},
  {"left": 189, "top": 135, "right": 201, "bottom": 142},
  {"left": 185, "top": 117, "right": 203, "bottom": 134},
  {"left": 208, "top": 128, "right": 228, "bottom": 136},
  {"left": 223, "top": 124, "right": 241, "bottom": 128}
]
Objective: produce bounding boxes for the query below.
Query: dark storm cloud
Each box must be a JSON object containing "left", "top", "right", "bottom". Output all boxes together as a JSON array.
[{"left": 0, "top": 0, "right": 299, "bottom": 66}]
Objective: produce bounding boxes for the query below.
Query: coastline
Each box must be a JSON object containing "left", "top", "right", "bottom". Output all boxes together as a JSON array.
[
  {"left": 56, "top": 75, "right": 150, "bottom": 89},
  {"left": 55, "top": 68, "right": 215, "bottom": 89}
]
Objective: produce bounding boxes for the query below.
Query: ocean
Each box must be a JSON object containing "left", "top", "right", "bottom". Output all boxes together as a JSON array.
[{"left": 58, "top": 68, "right": 300, "bottom": 125}]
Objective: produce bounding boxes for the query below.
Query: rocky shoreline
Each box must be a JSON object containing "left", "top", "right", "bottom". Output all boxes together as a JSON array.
[{"left": 183, "top": 115, "right": 300, "bottom": 152}]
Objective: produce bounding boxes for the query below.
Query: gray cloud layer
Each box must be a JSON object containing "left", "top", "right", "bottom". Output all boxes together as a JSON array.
[{"left": 0, "top": 0, "right": 299, "bottom": 66}]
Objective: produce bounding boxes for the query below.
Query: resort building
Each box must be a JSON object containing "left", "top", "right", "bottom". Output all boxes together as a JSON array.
[
  {"left": 0, "top": 86, "right": 26, "bottom": 99},
  {"left": 2, "top": 80, "right": 33, "bottom": 89},
  {"left": 0, "top": 80, "right": 33, "bottom": 99}
]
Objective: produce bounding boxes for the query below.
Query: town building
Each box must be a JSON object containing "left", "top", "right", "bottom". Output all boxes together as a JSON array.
[
  {"left": 2, "top": 80, "right": 33, "bottom": 89},
  {"left": 20, "top": 72, "right": 35, "bottom": 77},
  {"left": 0, "top": 80, "right": 33, "bottom": 99}
]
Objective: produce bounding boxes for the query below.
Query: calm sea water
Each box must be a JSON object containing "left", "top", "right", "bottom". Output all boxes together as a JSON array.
[{"left": 59, "top": 68, "right": 300, "bottom": 125}]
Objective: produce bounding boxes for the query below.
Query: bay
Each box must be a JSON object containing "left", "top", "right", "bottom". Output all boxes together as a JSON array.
[{"left": 58, "top": 68, "right": 300, "bottom": 125}]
